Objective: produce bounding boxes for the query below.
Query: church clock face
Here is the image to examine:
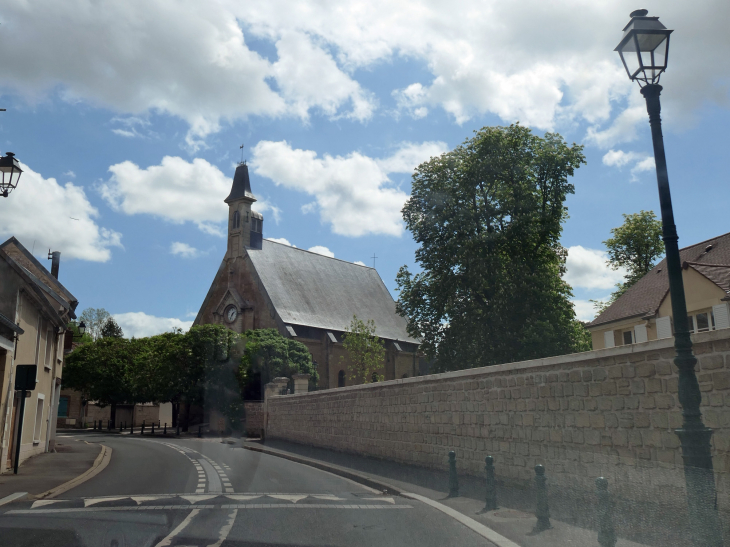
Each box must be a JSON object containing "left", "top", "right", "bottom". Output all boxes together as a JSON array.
[{"left": 225, "top": 306, "right": 238, "bottom": 323}]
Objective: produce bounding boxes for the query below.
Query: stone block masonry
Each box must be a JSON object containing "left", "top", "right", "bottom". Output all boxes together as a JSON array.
[{"left": 267, "top": 328, "right": 730, "bottom": 537}]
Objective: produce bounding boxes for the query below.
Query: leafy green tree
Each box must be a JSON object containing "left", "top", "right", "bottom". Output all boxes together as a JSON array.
[
  {"left": 100, "top": 317, "right": 124, "bottom": 338},
  {"left": 63, "top": 337, "right": 140, "bottom": 427},
  {"left": 239, "top": 328, "right": 316, "bottom": 398},
  {"left": 396, "top": 124, "right": 587, "bottom": 371},
  {"left": 592, "top": 211, "right": 665, "bottom": 314},
  {"left": 66, "top": 321, "right": 93, "bottom": 345},
  {"left": 340, "top": 316, "right": 385, "bottom": 384},
  {"left": 79, "top": 307, "right": 111, "bottom": 341}
]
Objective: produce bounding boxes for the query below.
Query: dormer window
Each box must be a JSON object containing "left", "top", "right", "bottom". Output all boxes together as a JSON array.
[{"left": 232, "top": 210, "right": 240, "bottom": 229}]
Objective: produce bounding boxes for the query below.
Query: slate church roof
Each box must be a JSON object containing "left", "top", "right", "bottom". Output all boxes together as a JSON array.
[
  {"left": 248, "top": 240, "right": 418, "bottom": 343},
  {"left": 588, "top": 231, "right": 730, "bottom": 328}
]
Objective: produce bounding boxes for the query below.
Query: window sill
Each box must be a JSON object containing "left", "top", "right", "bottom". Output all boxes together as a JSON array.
[
  {"left": 33, "top": 441, "right": 40, "bottom": 445},
  {"left": 44, "top": 365, "right": 52, "bottom": 371}
]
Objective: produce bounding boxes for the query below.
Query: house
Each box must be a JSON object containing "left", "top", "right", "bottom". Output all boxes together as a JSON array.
[
  {"left": 587, "top": 232, "right": 730, "bottom": 349},
  {"left": 194, "top": 162, "right": 420, "bottom": 390},
  {"left": 0, "top": 237, "right": 78, "bottom": 471}
]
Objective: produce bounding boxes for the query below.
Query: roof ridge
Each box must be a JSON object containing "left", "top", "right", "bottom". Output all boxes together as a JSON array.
[
  {"left": 679, "top": 230, "right": 730, "bottom": 252},
  {"left": 260, "top": 239, "right": 375, "bottom": 269},
  {"left": 685, "top": 262, "right": 730, "bottom": 268}
]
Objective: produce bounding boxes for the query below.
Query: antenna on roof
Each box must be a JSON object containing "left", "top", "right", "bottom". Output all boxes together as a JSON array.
[
  {"left": 239, "top": 144, "right": 246, "bottom": 165},
  {"left": 372, "top": 253, "right": 378, "bottom": 268}
]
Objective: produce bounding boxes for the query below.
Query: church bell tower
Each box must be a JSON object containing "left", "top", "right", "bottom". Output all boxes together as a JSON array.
[{"left": 225, "top": 163, "right": 263, "bottom": 258}]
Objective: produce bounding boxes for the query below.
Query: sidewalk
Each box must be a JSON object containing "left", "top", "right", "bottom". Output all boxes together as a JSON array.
[
  {"left": 246, "top": 439, "right": 649, "bottom": 547},
  {"left": 0, "top": 436, "right": 101, "bottom": 503}
]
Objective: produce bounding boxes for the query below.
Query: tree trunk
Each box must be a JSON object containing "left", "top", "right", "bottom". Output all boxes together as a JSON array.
[{"left": 172, "top": 402, "right": 179, "bottom": 428}]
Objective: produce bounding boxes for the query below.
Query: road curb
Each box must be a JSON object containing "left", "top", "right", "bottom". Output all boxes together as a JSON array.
[
  {"left": 243, "top": 443, "right": 519, "bottom": 547},
  {"left": 242, "top": 444, "right": 402, "bottom": 495},
  {"left": 34, "top": 444, "right": 112, "bottom": 500}
]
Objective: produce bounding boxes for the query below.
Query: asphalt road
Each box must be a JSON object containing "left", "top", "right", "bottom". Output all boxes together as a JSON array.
[{"left": 0, "top": 432, "right": 496, "bottom": 547}]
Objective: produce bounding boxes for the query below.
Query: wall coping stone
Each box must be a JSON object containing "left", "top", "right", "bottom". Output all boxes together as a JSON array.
[{"left": 269, "top": 329, "right": 730, "bottom": 399}]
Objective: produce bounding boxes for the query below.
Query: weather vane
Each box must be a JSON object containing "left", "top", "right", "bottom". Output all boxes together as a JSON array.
[
  {"left": 239, "top": 144, "right": 245, "bottom": 165},
  {"left": 372, "top": 253, "right": 378, "bottom": 268}
]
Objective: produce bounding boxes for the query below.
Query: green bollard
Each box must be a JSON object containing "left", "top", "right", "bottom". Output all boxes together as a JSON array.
[
  {"left": 531, "top": 464, "right": 552, "bottom": 533},
  {"left": 483, "top": 456, "right": 497, "bottom": 511},
  {"left": 177, "top": 423, "right": 180, "bottom": 436},
  {"left": 151, "top": 422, "right": 155, "bottom": 435},
  {"left": 596, "top": 478, "right": 617, "bottom": 547},
  {"left": 130, "top": 423, "right": 134, "bottom": 434},
  {"left": 198, "top": 425, "right": 202, "bottom": 438},
  {"left": 141, "top": 420, "right": 145, "bottom": 435},
  {"left": 448, "top": 451, "right": 459, "bottom": 497},
  {"left": 164, "top": 423, "right": 167, "bottom": 435}
]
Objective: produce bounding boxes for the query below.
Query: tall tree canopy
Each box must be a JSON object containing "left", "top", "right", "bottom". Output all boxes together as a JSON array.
[
  {"left": 396, "top": 124, "right": 587, "bottom": 371},
  {"left": 79, "top": 307, "right": 111, "bottom": 341},
  {"left": 340, "top": 316, "right": 385, "bottom": 384},
  {"left": 63, "top": 336, "right": 141, "bottom": 426},
  {"left": 100, "top": 317, "right": 124, "bottom": 339},
  {"left": 592, "top": 211, "right": 665, "bottom": 314},
  {"left": 239, "top": 328, "right": 316, "bottom": 398}
]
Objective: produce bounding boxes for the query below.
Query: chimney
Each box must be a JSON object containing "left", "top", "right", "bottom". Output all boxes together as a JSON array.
[{"left": 48, "top": 250, "right": 61, "bottom": 279}]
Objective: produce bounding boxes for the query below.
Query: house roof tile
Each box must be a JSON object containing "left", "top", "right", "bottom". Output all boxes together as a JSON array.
[{"left": 587, "top": 231, "right": 730, "bottom": 328}]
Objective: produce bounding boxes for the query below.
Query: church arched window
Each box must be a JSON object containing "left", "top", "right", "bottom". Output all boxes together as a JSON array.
[
  {"left": 338, "top": 370, "right": 345, "bottom": 388},
  {"left": 232, "top": 210, "right": 240, "bottom": 229}
]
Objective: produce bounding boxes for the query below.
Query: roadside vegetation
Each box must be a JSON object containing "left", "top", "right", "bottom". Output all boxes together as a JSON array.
[{"left": 63, "top": 318, "right": 315, "bottom": 431}]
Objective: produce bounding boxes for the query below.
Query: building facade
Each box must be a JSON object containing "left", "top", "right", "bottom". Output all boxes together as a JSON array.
[
  {"left": 194, "top": 163, "right": 420, "bottom": 390},
  {"left": 0, "top": 238, "right": 78, "bottom": 471},
  {"left": 587, "top": 232, "right": 730, "bottom": 349}
]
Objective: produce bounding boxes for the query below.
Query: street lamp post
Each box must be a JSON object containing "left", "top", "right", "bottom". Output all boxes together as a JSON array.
[
  {"left": 615, "top": 10, "right": 724, "bottom": 546},
  {"left": 0, "top": 152, "right": 23, "bottom": 197}
]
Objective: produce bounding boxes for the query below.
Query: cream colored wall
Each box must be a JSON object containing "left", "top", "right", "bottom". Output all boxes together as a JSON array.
[
  {"left": 591, "top": 268, "right": 728, "bottom": 350},
  {"left": 14, "top": 293, "right": 59, "bottom": 459},
  {"left": 657, "top": 267, "right": 727, "bottom": 317}
]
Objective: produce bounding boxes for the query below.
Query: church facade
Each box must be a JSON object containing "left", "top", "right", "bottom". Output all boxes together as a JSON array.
[{"left": 193, "top": 163, "right": 420, "bottom": 390}]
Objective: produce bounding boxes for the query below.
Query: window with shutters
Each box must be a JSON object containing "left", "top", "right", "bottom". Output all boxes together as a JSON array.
[
  {"left": 712, "top": 304, "right": 730, "bottom": 330},
  {"left": 656, "top": 316, "right": 673, "bottom": 339},
  {"left": 622, "top": 331, "right": 633, "bottom": 345},
  {"left": 603, "top": 330, "right": 615, "bottom": 349},
  {"left": 634, "top": 324, "right": 648, "bottom": 344}
]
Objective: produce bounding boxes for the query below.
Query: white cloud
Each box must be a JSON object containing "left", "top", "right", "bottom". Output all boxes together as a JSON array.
[
  {"left": 170, "top": 241, "right": 200, "bottom": 258},
  {"left": 251, "top": 140, "right": 448, "bottom": 237},
  {"left": 602, "top": 149, "right": 655, "bottom": 181},
  {"left": 572, "top": 299, "right": 601, "bottom": 322},
  {"left": 266, "top": 237, "right": 293, "bottom": 246},
  {"left": 564, "top": 245, "right": 626, "bottom": 291},
  {"left": 63, "top": 170, "right": 76, "bottom": 179},
  {"left": 0, "top": 162, "right": 122, "bottom": 262},
  {"left": 99, "top": 156, "right": 278, "bottom": 236},
  {"left": 354, "top": 260, "right": 366, "bottom": 266},
  {"left": 100, "top": 156, "right": 229, "bottom": 235},
  {"left": 308, "top": 245, "right": 334, "bottom": 258},
  {"left": 113, "top": 312, "right": 193, "bottom": 338}
]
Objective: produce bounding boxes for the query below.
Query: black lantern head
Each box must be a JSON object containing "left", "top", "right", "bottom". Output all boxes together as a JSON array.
[
  {"left": 78, "top": 321, "right": 87, "bottom": 336},
  {"left": 0, "top": 152, "right": 23, "bottom": 198},
  {"left": 615, "top": 10, "right": 672, "bottom": 86}
]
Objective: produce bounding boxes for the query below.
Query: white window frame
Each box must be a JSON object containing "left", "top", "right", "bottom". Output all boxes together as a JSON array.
[
  {"left": 33, "top": 393, "right": 45, "bottom": 444},
  {"left": 44, "top": 327, "right": 54, "bottom": 369}
]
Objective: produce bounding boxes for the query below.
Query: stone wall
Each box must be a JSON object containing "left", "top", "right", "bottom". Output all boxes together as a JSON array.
[
  {"left": 267, "top": 329, "right": 730, "bottom": 539},
  {"left": 244, "top": 401, "right": 264, "bottom": 436}
]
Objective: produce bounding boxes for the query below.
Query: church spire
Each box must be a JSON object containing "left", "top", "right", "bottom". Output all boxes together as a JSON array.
[{"left": 225, "top": 163, "right": 256, "bottom": 204}]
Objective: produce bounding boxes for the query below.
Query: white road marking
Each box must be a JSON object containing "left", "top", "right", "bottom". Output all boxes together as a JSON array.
[
  {"left": 401, "top": 492, "right": 521, "bottom": 547},
  {"left": 9, "top": 504, "right": 411, "bottom": 514},
  {"left": 154, "top": 508, "right": 200, "bottom": 547},
  {"left": 268, "top": 494, "right": 308, "bottom": 503},
  {"left": 225, "top": 495, "right": 260, "bottom": 501},
  {"left": 30, "top": 499, "right": 63, "bottom": 508},
  {"left": 131, "top": 496, "right": 168, "bottom": 504},
  {"left": 363, "top": 497, "right": 395, "bottom": 504},
  {"left": 198, "top": 459, "right": 222, "bottom": 493},
  {"left": 311, "top": 494, "right": 345, "bottom": 501},
  {"left": 206, "top": 508, "right": 237, "bottom": 547},
  {"left": 84, "top": 496, "right": 128, "bottom": 507},
  {"left": 179, "top": 495, "right": 220, "bottom": 504}
]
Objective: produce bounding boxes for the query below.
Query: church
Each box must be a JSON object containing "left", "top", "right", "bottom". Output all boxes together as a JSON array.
[{"left": 193, "top": 163, "right": 420, "bottom": 390}]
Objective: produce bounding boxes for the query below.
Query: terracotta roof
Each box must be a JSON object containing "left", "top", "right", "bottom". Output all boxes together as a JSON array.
[
  {"left": 587, "top": 231, "right": 730, "bottom": 328},
  {"left": 246, "top": 240, "right": 419, "bottom": 343}
]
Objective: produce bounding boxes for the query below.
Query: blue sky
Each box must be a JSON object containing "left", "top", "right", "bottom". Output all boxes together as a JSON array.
[{"left": 1, "top": 1, "right": 728, "bottom": 336}]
